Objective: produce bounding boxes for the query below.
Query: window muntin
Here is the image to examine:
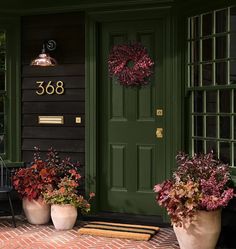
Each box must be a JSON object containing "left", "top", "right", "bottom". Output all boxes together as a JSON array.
[
  {"left": 188, "top": 7, "right": 236, "bottom": 168},
  {"left": 0, "top": 31, "right": 6, "bottom": 154}
]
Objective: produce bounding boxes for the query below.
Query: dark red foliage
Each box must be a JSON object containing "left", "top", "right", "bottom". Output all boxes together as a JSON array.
[
  {"left": 12, "top": 147, "right": 82, "bottom": 201},
  {"left": 154, "top": 151, "right": 235, "bottom": 226},
  {"left": 108, "top": 43, "right": 154, "bottom": 86},
  {"left": 12, "top": 160, "right": 57, "bottom": 200}
]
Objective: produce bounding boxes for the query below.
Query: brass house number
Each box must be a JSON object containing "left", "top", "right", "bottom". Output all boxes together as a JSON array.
[{"left": 36, "top": 81, "right": 65, "bottom": 95}]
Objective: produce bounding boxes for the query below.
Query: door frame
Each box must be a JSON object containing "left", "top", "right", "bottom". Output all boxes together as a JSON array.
[{"left": 85, "top": 7, "right": 183, "bottom": 215}]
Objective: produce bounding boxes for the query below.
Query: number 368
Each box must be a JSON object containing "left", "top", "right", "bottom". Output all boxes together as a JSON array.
[{"left": 36, "top": 81, "right": 65, "bottom": 95}]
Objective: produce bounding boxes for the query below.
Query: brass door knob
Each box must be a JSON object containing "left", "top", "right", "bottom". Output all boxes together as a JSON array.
[{"left": 156, "top": 128, "right": 163, "bottom": 138}]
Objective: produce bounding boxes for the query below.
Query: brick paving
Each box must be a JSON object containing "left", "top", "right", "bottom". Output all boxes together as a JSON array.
[{"left": 0, "top": 216, "right": 180, "bottom": 249}]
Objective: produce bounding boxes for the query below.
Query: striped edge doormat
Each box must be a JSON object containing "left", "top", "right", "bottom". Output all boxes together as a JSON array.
[{"left": 78, "top": 221, "right": 160, "bottom": 241}]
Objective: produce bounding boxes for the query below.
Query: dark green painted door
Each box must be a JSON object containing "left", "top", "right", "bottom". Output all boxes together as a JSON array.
[{"left": 99, "top": 19, "right": 166, "bottom": 215}]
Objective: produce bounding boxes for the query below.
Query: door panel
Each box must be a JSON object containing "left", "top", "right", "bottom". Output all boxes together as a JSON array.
[{"left": 99, "top": 19, "right": 166, "bottom": 215}]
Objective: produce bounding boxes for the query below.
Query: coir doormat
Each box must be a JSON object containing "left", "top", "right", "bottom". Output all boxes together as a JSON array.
[{"left": 78, "top": 221, "right": 160, "bottom": 241}]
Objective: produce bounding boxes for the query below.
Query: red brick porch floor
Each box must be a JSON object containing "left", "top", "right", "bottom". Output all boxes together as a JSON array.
[{"left": 0, "top": 215, "right": 180, "bottom": 249}]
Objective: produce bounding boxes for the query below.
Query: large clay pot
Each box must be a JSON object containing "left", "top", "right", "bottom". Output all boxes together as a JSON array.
[
  {"left": 22, "top": 198, "right": 51, "bottom": 225},
  {"left": 51, "top": 204, "right": 78, "bottom": 230},
  {"left": 173, "top": 210, "right": 221, "bottom": 249}
]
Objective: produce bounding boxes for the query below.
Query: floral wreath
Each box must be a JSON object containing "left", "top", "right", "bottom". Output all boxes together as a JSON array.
[{"left": 108, "top": 43, "right": 154, "bottom": 86}]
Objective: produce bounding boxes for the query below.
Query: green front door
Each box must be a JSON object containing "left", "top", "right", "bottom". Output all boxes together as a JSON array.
[{"left": 99, "top": 18, "right": 166, "bottom": 215}]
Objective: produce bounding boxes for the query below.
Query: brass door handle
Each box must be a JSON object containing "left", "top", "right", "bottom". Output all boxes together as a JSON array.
[{"left": 156, "top": 128, "right": 163, "bottom": 138}]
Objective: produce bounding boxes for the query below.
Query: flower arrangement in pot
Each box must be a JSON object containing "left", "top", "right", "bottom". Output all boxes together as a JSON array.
[
  {"left": 13, "top": 147, "right": 95, "bottom": 228},
  {"left": 12, "top": 148, "right": 58, "bottom": 225},
  {"left": 154, "top": 151, "right": 235, "bottom": 249},
  {"left": 43, "top": 165, "right": 95, "bottom": 230}
]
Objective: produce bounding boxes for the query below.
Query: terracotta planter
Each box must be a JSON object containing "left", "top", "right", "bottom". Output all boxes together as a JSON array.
[
  {"left": 51, "top": 204, "right": 78, "bottom": 230},
  {"left": 22, "top": 198, "right": 50, "bottom": 225},
  {"left": 173, "top": 209, "right": 221, "bottom": 249}
]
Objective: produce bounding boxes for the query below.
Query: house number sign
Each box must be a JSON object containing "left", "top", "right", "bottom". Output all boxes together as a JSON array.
[{"left": 36, "top": 81, "right": 65, "bottom": 95}]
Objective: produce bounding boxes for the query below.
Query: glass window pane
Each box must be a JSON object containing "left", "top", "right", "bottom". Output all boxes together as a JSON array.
[
  {"left": 194, "top": 139, "right": 204, "bottom": 154},
  {"left": 234, "top": 117, "right": 236, "bottom": 138},
  {"left": 202, "top": 13, "right": 213, "bottom": 36},
  {"left": 230, "top": 61, "right": 236, "bottom": 84},
  {"left": 230, "top": 7, "right": 236, "bottom": 32},
  {"left": 206, "top": 140, "right": 217, "bottom": 154},
  {"left": 206, "top": 91, "right": 217, "bottom": 113},
  {"left": 235, "top": 90, "right": 236, "bottom": 112},
  {"left": 190, "top": 65, "right": 194, "bottom": 86},
  {"left": 188, "top": 18, "right": 192, "bottom": 40},
  {"left": 0, "top": 72, "right": 5, "bottom": 91},
  {"left": 216, "top": 36, "right": 227, "bottom": 59},
  {"left": 216, "top": 9, "right": 227, "bottom": 33},
  {"left": 231, "top": 33, "right": 236, "bottom": 58},
  {"left": 234, "top": 144, "right": 236, "bottom": 166},
  {"left": 220, "top": 142, "right": 230, "bottom": 163},
  {"left": 194, "top": 115, "right": 203, "bottom": 137},
  {"left": 193, "top": 65, "right": 200, "bottom": 86},
  {"left": 220, "top": 116, "right": 230, "bottom": 139},
  {"left": 0, "top": 135, "right": 4, "bottom": 154},
  {"left": 0, "top": 32, "right": 6, "bottom": 50},
  {"left": 194, "top": 91, "right": 203, "bottom": 113},
  {"left": 188, "top": 42, "right": 191, "bottom": 63},
  {"left": 0, "top": 96, "right": 4, "bottom": 113},
  {"left": 188, "top": 65, "right": 191, "bottom": 86},
  {"left": 202, "top": 38, "right": 212, "bottom": 61},
  {"left": 192, "top": 41, "right": 200, "bottom": 62},
  {"left": 206, "top": 116, "right": 217, "bottom": 137},
  {"left": 220, "top": 90, "right": 231, "bottom": 113},
  {"left": 0, "top": 114, "right": 4, "bottom": 134},
  {"left": 216, "top": 62, "right": 227, "bottom": 85},
  {"left": 192, "top": 16, "right": 200, "bottom": 39},
  {"left": 202, "top": 63, "right": 213, "bottom": 85},
  {"left": 0, "top": 31, "right": 5, "bottom": 155},
  {"left": 0, "top": 52, "right": 5, "bottom": 71}
]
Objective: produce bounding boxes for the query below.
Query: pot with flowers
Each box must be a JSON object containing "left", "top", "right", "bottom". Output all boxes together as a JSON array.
[
  {"left": 12, "top": 148, "right": 57, "bottom": 225},
  {"left": 154, "top": 151, "right": 235, "bottom": 249},
  {"left": 43, "top": 164, "right": 95, "bottom": 230}
]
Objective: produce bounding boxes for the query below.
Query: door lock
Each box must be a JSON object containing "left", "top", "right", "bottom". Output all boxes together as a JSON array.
[
  {"left": 156, "top": 109, "right": 163, "bottom": 116},
  {"left": 156, "top": 128, "right": 163, "bottom": 138}
]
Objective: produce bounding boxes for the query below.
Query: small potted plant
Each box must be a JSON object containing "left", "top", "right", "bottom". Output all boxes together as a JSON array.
[
  {"left": 12, "top": 148, "right": 58, "bottom": 225},
  {"left": 43, "top": 168, "right": 95, "bottom": 230},
  {"left": 154, "top": 151, "right": 235, "bottom": 249}
]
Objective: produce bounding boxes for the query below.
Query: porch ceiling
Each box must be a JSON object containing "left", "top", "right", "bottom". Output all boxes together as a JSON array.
[
  {"left": 0, "top": 0, "right": 233, "bottom": 15},
  {"left": 0, "top": 0, "right": 184, "bottom": 14}
]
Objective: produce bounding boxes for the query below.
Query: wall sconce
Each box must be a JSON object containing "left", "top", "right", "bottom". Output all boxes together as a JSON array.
[{"left": 30, "top": 40, "right": 57, "bottom": 66}]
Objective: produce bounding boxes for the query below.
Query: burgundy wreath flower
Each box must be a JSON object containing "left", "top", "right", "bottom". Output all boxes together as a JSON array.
[{"left": 108, "top": 43, "right": 154, "bottom": 86}]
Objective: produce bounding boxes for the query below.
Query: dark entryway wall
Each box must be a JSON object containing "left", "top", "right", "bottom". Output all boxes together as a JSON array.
[{"left": 21, "top": 12, "right": 85, "bottom": 165}]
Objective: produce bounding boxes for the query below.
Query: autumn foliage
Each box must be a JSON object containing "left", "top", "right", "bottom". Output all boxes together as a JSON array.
[
  {"left": 154, "top": 151, "right": 235, "bottom": 226},
  {"left": 13, "top": 147, "right": 95, "bottom": 214},
  {"left": 12, "top": 159, "right": 57, "bottom": 200}
]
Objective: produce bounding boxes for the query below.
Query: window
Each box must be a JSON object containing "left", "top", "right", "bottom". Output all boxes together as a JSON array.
[
  {"left": 0, "top": 31, "right": 6, "bottom": 154},
  {"left": 187, "top": 7, "right": 236, "bottom": 169},
  {"left": 0, "top": 20, "right": 21, "bottom": 164}
]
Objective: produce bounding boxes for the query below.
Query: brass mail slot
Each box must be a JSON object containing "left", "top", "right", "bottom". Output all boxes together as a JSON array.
[{"left": 38, "top": 116, "right": 64, "bottom": 124}]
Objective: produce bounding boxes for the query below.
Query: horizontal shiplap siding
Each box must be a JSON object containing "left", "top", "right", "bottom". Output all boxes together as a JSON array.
[{"left": 21, "top": 13, "right": 85, "bottom": 165}]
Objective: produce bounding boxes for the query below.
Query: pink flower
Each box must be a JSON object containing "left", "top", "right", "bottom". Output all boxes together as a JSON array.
[
  {"left": 153, "top": 151, "right": 235, "bottom": 226},
  {"left": 69, "top": 169, "right": 77, "bottom": 175},
  {"left": 153, "top": 184, "right": 162, "bottom": 193}
]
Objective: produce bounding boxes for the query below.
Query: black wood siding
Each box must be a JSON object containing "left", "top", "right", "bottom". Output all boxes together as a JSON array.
[{"left": 21, "top": 13, "right": 85, "bottom": 165}]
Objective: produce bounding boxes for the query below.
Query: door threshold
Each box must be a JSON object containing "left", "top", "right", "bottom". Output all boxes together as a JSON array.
[{"left": 81, "top": 212, "right": 169, "bottom": 227}]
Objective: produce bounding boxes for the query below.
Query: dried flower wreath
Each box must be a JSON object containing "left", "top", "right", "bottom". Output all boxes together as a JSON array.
[{"left": 108, "top": 43, "right": 154, "bottom": 86}]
